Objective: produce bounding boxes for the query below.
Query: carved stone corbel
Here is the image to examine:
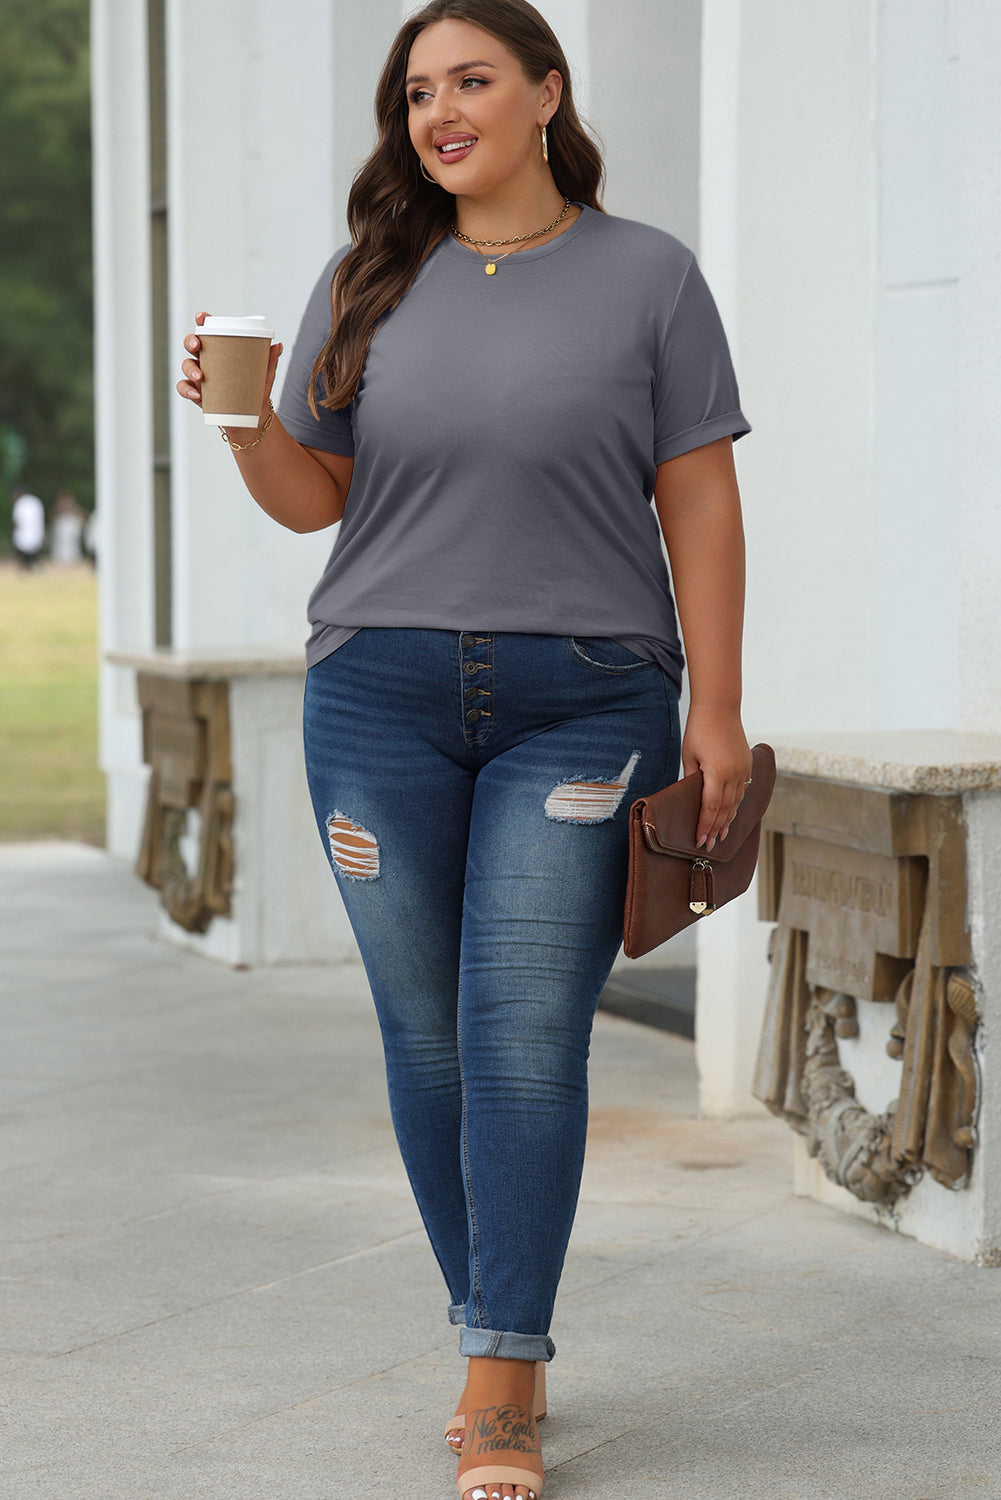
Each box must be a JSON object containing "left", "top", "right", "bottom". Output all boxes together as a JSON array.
[
  {"left": 136, "top": 675, "right": 235, "bottom": 933},
  {"left": 755, "top": 925, "right": 978, "bottom": 1202},
  {"left": 754, "top": 777, "right": 980, "bottom": 1204},
  {"left": 801, "top": 989, "right": 918, "bottom": 1203},
  {"left": 924, "top": 970, "right": 980, "bottom": 1189}
]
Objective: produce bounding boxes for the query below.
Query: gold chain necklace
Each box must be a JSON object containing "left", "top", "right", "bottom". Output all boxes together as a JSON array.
[{"left": 452, "top": 198, "right": 573, "bottom": 276}]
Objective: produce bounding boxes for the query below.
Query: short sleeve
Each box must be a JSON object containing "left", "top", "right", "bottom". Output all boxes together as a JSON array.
[
  {"left": 652, "top": 253, "right": 751, "bottom": 465},
  {"left": 276, "top": 246, "right": 355, "bottom": 456}
]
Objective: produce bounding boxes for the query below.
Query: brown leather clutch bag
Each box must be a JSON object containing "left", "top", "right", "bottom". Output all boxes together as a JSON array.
[{"left": 623, "top": 742, "right": 776, "bottom": 959}]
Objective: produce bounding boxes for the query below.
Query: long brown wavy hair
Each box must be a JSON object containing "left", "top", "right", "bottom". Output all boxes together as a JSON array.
[{"left": 308, "top": 0, "right": 605, "bottom": 416}]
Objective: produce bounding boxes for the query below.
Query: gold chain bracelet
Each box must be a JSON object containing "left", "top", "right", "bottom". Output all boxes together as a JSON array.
[{"left": 219, "top": 400, "right": 275, "bottom": 452}]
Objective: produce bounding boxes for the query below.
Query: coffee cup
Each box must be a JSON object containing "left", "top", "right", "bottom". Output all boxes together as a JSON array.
[{"left": 196, "top": 315, "right": 275, "bottom": 427}]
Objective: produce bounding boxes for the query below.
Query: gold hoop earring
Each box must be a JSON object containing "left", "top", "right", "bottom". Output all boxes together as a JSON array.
[
  {"left": 419, "top": 158, "right": 437, "bottom": 184},
  {"left": 541, "top": 124, "right": 549, "bottom": 163}
]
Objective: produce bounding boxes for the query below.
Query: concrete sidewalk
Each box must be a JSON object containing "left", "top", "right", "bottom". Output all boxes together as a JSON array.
[{"left": 2, "top": 843, "right": 999, "bottom": 1500}]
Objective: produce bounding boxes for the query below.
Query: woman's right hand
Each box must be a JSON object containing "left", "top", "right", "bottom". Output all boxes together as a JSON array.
[{"left": 175, "top": 310, "right": 284, "bottom": 428}]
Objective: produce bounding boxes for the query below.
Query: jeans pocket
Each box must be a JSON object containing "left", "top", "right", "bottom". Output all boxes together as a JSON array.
[{"left": 566, "top": 636, "right": 656, "bottom": 673}]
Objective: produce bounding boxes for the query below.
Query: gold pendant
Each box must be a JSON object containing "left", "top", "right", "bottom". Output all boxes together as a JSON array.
[{"left": 485, "top": 262, "right": 496, "bottom": 275}]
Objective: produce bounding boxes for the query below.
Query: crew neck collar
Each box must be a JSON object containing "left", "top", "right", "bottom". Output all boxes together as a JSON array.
[{"left": 440, "top": 202, "right": 596, "bottom": 268}]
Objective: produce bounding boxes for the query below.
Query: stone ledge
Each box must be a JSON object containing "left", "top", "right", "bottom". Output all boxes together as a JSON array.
[
  {"left": 771, "top": 730, "right": 1001, "bottom": 793},
  {"left": 106, "top": 646, "right": 305, "bottom": 680}
]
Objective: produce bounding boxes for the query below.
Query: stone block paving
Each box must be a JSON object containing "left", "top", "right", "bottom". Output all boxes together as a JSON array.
[{"left": 2, "top": 843, "right": 999, "bottom": 1499}]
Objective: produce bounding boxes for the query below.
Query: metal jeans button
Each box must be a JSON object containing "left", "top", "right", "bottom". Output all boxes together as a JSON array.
[{"left": 461, "top": 633, "right": 477, "bottom": 647}]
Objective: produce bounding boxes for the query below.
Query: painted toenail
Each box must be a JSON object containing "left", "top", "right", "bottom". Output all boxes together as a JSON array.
[{"left": 470, "top": 1491, "right": 489, "bottom": 1500}]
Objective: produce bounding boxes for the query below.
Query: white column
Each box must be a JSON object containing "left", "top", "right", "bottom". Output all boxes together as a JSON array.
[
  {"left": 95, "top": 0, "right": 410, "bottom": 954},
  {"left": 533, "top": 0, "right": 590, "bottom": 115},
  {"left": 165, "top": 0, "right": 342, "bottom": 657},
  {"left": 695, "top": 0, "right": 1001, "bottom": 1137},
  {"left": 695, "top": 1, "right": 877, "bottom": 1113},
  {"left": 870, "top": 0, "right": 960, "bottom": 728},
  {"left": 692, "top": 0, "right": 750, "bottom": 1090},
  {"left": 587, "top": 0, "right": 700, "bottom": 242},
  {"left": 958, "top": 0, "right": 1001, "bottom": 735},
  {"left": 92, "top": 0, "right": 156, "bottom": 857},
  {"left": 698, "top": 0, "right": 740, "bottom": 328},
  {"left": 154, "top": 0, "right": 411, "bottom": 963}
]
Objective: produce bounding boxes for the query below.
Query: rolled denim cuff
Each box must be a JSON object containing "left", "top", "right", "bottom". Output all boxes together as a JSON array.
[
  {"left": 459, "top": 1327, "right": 556, "bottom": 1362},
  {"left": 448, "top": 1302, "right": 466, "bottom": 1327}
]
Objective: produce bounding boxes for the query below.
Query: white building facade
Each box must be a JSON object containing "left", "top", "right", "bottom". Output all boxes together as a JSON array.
[{"left": 92, "top": 2, "right": 1001, "bottom": 1252}]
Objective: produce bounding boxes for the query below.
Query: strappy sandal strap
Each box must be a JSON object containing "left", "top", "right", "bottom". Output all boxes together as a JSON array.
[
  {"left": 456, "top": 1400, "right": 544, "bottom": 1496},
  {"left": 446, "top": 1415, "right": 464, "bottom": 1443},
  {"left": 458, "top": 1465, "right": 544, "bottom": 1497},
  {"left": 446, "top": 1363, "right": 547, "bottom": 1450}
]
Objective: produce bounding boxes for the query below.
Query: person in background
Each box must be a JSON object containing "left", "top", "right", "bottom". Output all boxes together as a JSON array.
[
  {"left": 11, "top": 486, "right": 46, "bottom": 570},
  {"left": 50, "top": 491, "right": 85, "bottom": 566},
  {"left": 83, "top": 505, "right": 100, "bottom": 568}
]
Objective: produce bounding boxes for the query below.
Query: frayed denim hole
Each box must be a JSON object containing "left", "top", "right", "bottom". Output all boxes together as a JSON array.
[
  {"left": 325, "top": 811, "right": 380, "bottom": 880},
  {"left": 543, "top": 751, "right": 640, "bottom": 824}
]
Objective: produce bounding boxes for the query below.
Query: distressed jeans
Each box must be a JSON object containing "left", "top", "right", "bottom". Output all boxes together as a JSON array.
[{"left": 302, "top": 628, "right": 680, "bottom": 1361}]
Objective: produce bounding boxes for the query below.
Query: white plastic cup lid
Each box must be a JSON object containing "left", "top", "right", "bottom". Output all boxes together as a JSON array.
[{"left": 197, "top": 314, "right": 274, "bottom": 340}]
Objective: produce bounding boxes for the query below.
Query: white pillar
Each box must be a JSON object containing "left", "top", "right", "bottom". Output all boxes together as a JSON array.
[
  {"left": 92, "top": 0, "right": 155, "bottom": 856},
  {"left": 694, "top": 0, "right": 1001, "bottom": 1163},
  {"left": 588, "top": 0, "right": 700, "bottom": 244},
  {"left": 533, "top": 0, "right": 591, "bottom": 116},
  {"left": 870, "top": 0, "right": 960, "bottom": 728},
  {"left": 695, "top": 1, "right": 878, "bottom": 1112},
  {"left": 165, "top": 0, "right": 342, "bottom": 656},
  {"left": 94, "top": 0, "right": 406, "bottom": 956},
  {"left": 958, "top": 0, "right": 1001, "bottom": 735}
]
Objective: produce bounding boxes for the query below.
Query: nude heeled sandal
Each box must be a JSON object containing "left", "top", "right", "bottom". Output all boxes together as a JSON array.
[
  {"left": 456, "top": 1402, "right": 544, "bottom": 1500},
  {"left": 445, "top": 1361, "right": 547, "bottom": 1453},
  {"left": 460, "top": 1466, "right": 543, "bottom": 1500}
]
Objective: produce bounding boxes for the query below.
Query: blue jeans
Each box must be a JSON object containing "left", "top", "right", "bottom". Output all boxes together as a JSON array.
[{"left": 302, "top": 629, "right": 680, "bottom": 1362}]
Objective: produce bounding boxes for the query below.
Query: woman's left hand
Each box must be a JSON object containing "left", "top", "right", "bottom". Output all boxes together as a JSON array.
[{"left": 681, "top": 705, "right": 753, "bottom": 853}]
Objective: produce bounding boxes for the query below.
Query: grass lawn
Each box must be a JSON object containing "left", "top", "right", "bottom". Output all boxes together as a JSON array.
[{"left": 0, "top": 560, "right": 105, "bottom": 844}]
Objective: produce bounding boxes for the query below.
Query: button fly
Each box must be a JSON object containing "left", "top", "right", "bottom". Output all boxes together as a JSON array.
[{"left": 459, "top": 632, "right": 494, "bottom": 750}]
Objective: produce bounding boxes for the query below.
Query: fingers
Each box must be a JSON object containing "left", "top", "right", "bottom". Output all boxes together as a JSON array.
[
  {"left": 681, "top": 713, "right": 752, "bottom": 853},
  {"left": 695, "top": 768, "right": 751, "bottom": 852},
  {"left": 176, "top": 314, "right": 210, "bottom": 403},
  {"left": 177, "top": 321, "right": 206, "bottom": 404},
  {"left": 177, "top": 353, "right": 202, "bottom": 403},
  {"left": 696, "top": 782, "right": 737, "bottom": 851}
]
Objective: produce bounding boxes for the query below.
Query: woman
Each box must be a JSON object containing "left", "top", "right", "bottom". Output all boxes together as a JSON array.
[{"left": 178, "top": 3, "right": 752, "bottom": 1496}]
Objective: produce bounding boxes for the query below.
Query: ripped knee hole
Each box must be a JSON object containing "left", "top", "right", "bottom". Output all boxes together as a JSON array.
[
  {"left": 544, "top": 751, "right": 640, "bottom": 824},
  {"left": 326, "top": 814, "right": 380, "bottom": 879}
]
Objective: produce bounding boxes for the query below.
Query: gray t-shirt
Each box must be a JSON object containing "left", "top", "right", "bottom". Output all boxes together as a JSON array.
[{"left": 278, "top": 205, "right": 750, "bottom": 687}]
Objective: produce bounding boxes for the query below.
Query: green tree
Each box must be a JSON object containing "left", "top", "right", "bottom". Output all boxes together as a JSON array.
[{"left": 0, "top": 0, "right": 92, "bottom": 547}]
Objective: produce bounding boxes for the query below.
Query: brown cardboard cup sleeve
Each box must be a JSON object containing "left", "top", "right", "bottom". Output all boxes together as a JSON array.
[{"left": 196, "top": 315, "right": 274, "bottom": 427}]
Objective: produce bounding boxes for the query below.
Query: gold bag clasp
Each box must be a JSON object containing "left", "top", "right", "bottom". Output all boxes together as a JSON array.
[{"left": 689, "top": 858, "right": 716, "bottom": 915}]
